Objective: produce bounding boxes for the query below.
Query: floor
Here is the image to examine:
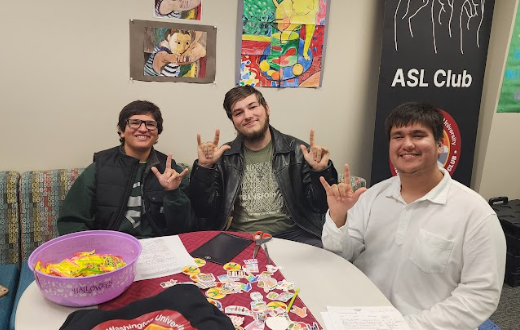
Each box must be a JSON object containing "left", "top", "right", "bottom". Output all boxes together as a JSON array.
[{"left": 490, "top": 284, "right": 520, "bottom": 330}]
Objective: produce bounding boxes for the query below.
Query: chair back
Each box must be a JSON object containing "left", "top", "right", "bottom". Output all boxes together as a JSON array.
[{"left": 19, "top": 169, "right": 84, "bottom": 261}]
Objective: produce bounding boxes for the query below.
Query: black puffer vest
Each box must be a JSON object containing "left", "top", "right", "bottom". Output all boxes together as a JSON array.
[{"left": 94, "top": 146, "right": 169, "bottom": 235}]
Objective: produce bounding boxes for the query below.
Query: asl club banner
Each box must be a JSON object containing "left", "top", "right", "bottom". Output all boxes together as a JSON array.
[{"left": 370, "top": 0, "right": 495, "bottom": 187}]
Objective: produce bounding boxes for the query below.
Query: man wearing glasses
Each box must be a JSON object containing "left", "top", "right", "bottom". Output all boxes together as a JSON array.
[{"left": 58, "top": 100, "right": 195, "bottom": 237}]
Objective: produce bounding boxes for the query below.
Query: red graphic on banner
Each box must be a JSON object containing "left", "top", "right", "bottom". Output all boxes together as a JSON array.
[
  {"left": 437, "top": 109, "right": 461, "bottom": 175},
  {"left": 389, "top": 109, "right": 461, "bottom": 176},
  {"left": 92, "top": 310, "right": 196, "bottom": 330}
]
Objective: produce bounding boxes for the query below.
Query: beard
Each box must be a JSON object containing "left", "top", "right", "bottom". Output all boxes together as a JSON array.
[{"left": 236, "top": 115, "right": 270, "bottom": 144}]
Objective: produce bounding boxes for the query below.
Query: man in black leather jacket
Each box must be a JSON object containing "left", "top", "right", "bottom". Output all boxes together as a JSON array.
[
  {"left": 189, "top": 86, "right": 337, "bottom": 246},
  {"left": 58, "top": 100, "right": 195, "bottom": 237}
]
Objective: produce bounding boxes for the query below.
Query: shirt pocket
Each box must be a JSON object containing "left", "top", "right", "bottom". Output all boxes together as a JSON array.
[{"left": 409, "top": 229, "right": 454, "bottom": 274}]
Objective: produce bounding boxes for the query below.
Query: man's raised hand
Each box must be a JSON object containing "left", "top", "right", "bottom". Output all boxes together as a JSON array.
[
  {"left": 152, "top": 153, "right": 189, "bottom": 191},
  {"left": 300, "top": 129, "right": 330, "bottom": 171},
  {"left": 197, "top": 129, "right": 231, "bottom": 168},
  {"left": 320, "top": 164, "right": 367, "bottom": 228}
]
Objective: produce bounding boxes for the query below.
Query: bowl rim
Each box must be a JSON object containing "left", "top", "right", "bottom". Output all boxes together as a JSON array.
[{"left": 28, "top": 230, "right": 142, "bottom": 280}]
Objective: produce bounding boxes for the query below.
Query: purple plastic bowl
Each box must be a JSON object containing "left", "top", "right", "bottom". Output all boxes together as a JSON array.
[{"left": 28, "top": 230, "right": 142, "bottom": 307}]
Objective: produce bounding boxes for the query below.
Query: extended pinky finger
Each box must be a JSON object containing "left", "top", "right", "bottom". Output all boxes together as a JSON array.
[
  {"left": 178, "top": 168, "right": 189, "bottom": 178},
  {"left": 319, "top": 176, "right": 331, "bottom": 192},
  {"left": 167, "top": 173, "right": 180, "bottom": 183}
]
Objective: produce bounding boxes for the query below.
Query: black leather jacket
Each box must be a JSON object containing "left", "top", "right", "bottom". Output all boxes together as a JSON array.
[{"left": 189, "top": 126, "right": 338, "bottom": 237}]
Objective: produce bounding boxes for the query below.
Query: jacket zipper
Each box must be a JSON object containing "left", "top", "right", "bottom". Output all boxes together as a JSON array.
[
  {"left": 222, "top": 157, "right": 244, "bottom": 230},
  {"left": 109, "top": 161, "right": 138, "bottom": 230},
  {"left": 272, "top": 153, "right": 318, "bottom": 237}
]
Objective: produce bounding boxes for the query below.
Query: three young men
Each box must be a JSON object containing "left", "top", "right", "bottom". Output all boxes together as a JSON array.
[
  {"left": 58, "top": 92, "right": 506, "bottom": 328},
  {"left": 321, "top": 102, "right": 506, "bottom": 329}
]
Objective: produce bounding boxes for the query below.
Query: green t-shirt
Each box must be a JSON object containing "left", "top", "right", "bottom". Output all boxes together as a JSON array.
[
  {"left": 118, "top": 163, "right": 154, "bottom": 237},
  {"left": 229, "top": 141, "right": 294, "bottom": 235}
]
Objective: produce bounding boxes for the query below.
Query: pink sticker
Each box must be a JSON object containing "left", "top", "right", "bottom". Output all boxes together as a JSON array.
[{"left": 229, "top": 315, "right": 245, "bottom": 326}]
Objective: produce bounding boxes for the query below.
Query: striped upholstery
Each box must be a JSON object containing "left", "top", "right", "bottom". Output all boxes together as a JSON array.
[
  {"left": 0, "top": 171, "right": 21, "bottom": 330},
  {"left": 19, "top": 169, "right": 84, "bottom": 261},
  {"left": 0, "top": 171, "right": 20, "bottom": 265}
]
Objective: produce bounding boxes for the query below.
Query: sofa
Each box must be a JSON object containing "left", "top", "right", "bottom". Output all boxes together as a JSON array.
[
  {"left": 0, "top": 171, "right": 20, "bottom": 330},
  {"left": 0, "top": 167, "right": 366, "bottom": 330},
  {"left": 1, "top": 169, "right": 84, "bottom": 330}
]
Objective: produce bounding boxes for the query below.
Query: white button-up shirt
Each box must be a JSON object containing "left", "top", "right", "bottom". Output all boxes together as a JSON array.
[{"left": 323, "top": 169, "right": 506, "bottom": 330}]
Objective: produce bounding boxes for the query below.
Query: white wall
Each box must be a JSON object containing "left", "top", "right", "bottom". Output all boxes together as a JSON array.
[
  {"left": 0, "top": 0, "right": 519, "bottom": 200},
  {"left": 0, "top": 0, "right": 383, "bottom": 182},
  {"left": 473, "top": 0, "right": 520, "bottom": 200}
]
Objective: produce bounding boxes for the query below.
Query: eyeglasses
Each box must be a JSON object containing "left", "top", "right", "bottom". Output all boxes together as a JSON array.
[{"left": 126, "top": 119, "right": 158, "bottom": 131}]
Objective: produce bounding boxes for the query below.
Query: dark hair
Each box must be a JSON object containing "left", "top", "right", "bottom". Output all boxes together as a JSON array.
[
  {"left": 385, "top": 101, "right": 444, "bottom": 142},
  {"left": 223, "top": 85, "right": 268, "bottom": 120},
  {"left": 117, "top": 100, "right": 163, "bottom": 144},
  {"left": 165, "top": 29, "right": 195, "bottom": 43}
]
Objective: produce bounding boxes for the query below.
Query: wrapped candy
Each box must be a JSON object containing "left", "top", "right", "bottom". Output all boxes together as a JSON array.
[{"left": 35, "top": 250, "right": 126, "bottom": 278}]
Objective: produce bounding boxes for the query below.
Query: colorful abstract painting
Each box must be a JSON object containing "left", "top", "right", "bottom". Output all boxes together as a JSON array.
[
  {"left": 154, "top": 0, "right": 202, "bottom": 20},
  {"left": 497, "top": 3, "right": 520, "bottom": 113},
  {"left": 239, "top": 0, "right": 329, "bottom": 88}
]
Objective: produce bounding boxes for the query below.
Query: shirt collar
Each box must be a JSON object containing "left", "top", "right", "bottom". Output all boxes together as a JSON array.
[{"left": 386, "top": 168, "right": 451, "bottom": 205}]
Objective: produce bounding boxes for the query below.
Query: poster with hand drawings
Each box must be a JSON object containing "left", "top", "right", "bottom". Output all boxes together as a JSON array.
[{"left": 370, "top": 0, "right": 495, "bottom": 187}]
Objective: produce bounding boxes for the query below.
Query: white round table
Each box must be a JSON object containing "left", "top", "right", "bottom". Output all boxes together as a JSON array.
[{"left": 16, "top": 237, "right": 390, "bottom": 329}]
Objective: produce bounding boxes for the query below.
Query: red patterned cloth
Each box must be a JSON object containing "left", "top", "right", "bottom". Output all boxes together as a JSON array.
[{"left": 99, "top": 231, "right": 322, "bottom": 328}]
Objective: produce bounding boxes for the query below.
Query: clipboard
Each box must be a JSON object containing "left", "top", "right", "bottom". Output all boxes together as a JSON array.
[{"left": 191, "top": 232, "right": 253, "bottom": 265}]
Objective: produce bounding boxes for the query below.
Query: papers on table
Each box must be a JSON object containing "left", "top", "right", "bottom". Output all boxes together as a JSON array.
[
  {"left": 322, "top": 306, "right": 411, "bottom": 330},
  {"left": 134, "top": 235, "right": 196, "bottom": 281}
]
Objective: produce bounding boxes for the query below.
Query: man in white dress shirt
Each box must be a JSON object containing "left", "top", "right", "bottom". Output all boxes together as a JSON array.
[{"left": 321, "top": 101, "right": 506, "bottom": 330}]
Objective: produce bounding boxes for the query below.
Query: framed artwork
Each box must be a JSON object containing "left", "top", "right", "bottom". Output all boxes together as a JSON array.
[
  {"left": 497, "top": 4, "right": 520, "bottom": 113},
  {"left": 153, "top": 0, "right": 202, "bottom": 20},
  {"left": 238, "top": 0, "right": 330, "bottom": 88},
  {"left": 130, "top": 20, "right": 216, "bottom": 83}
]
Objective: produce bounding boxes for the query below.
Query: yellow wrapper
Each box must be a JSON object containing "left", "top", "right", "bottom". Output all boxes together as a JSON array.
[{"left": 37, "top": 250, "right": 126, "bottom": 278}]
